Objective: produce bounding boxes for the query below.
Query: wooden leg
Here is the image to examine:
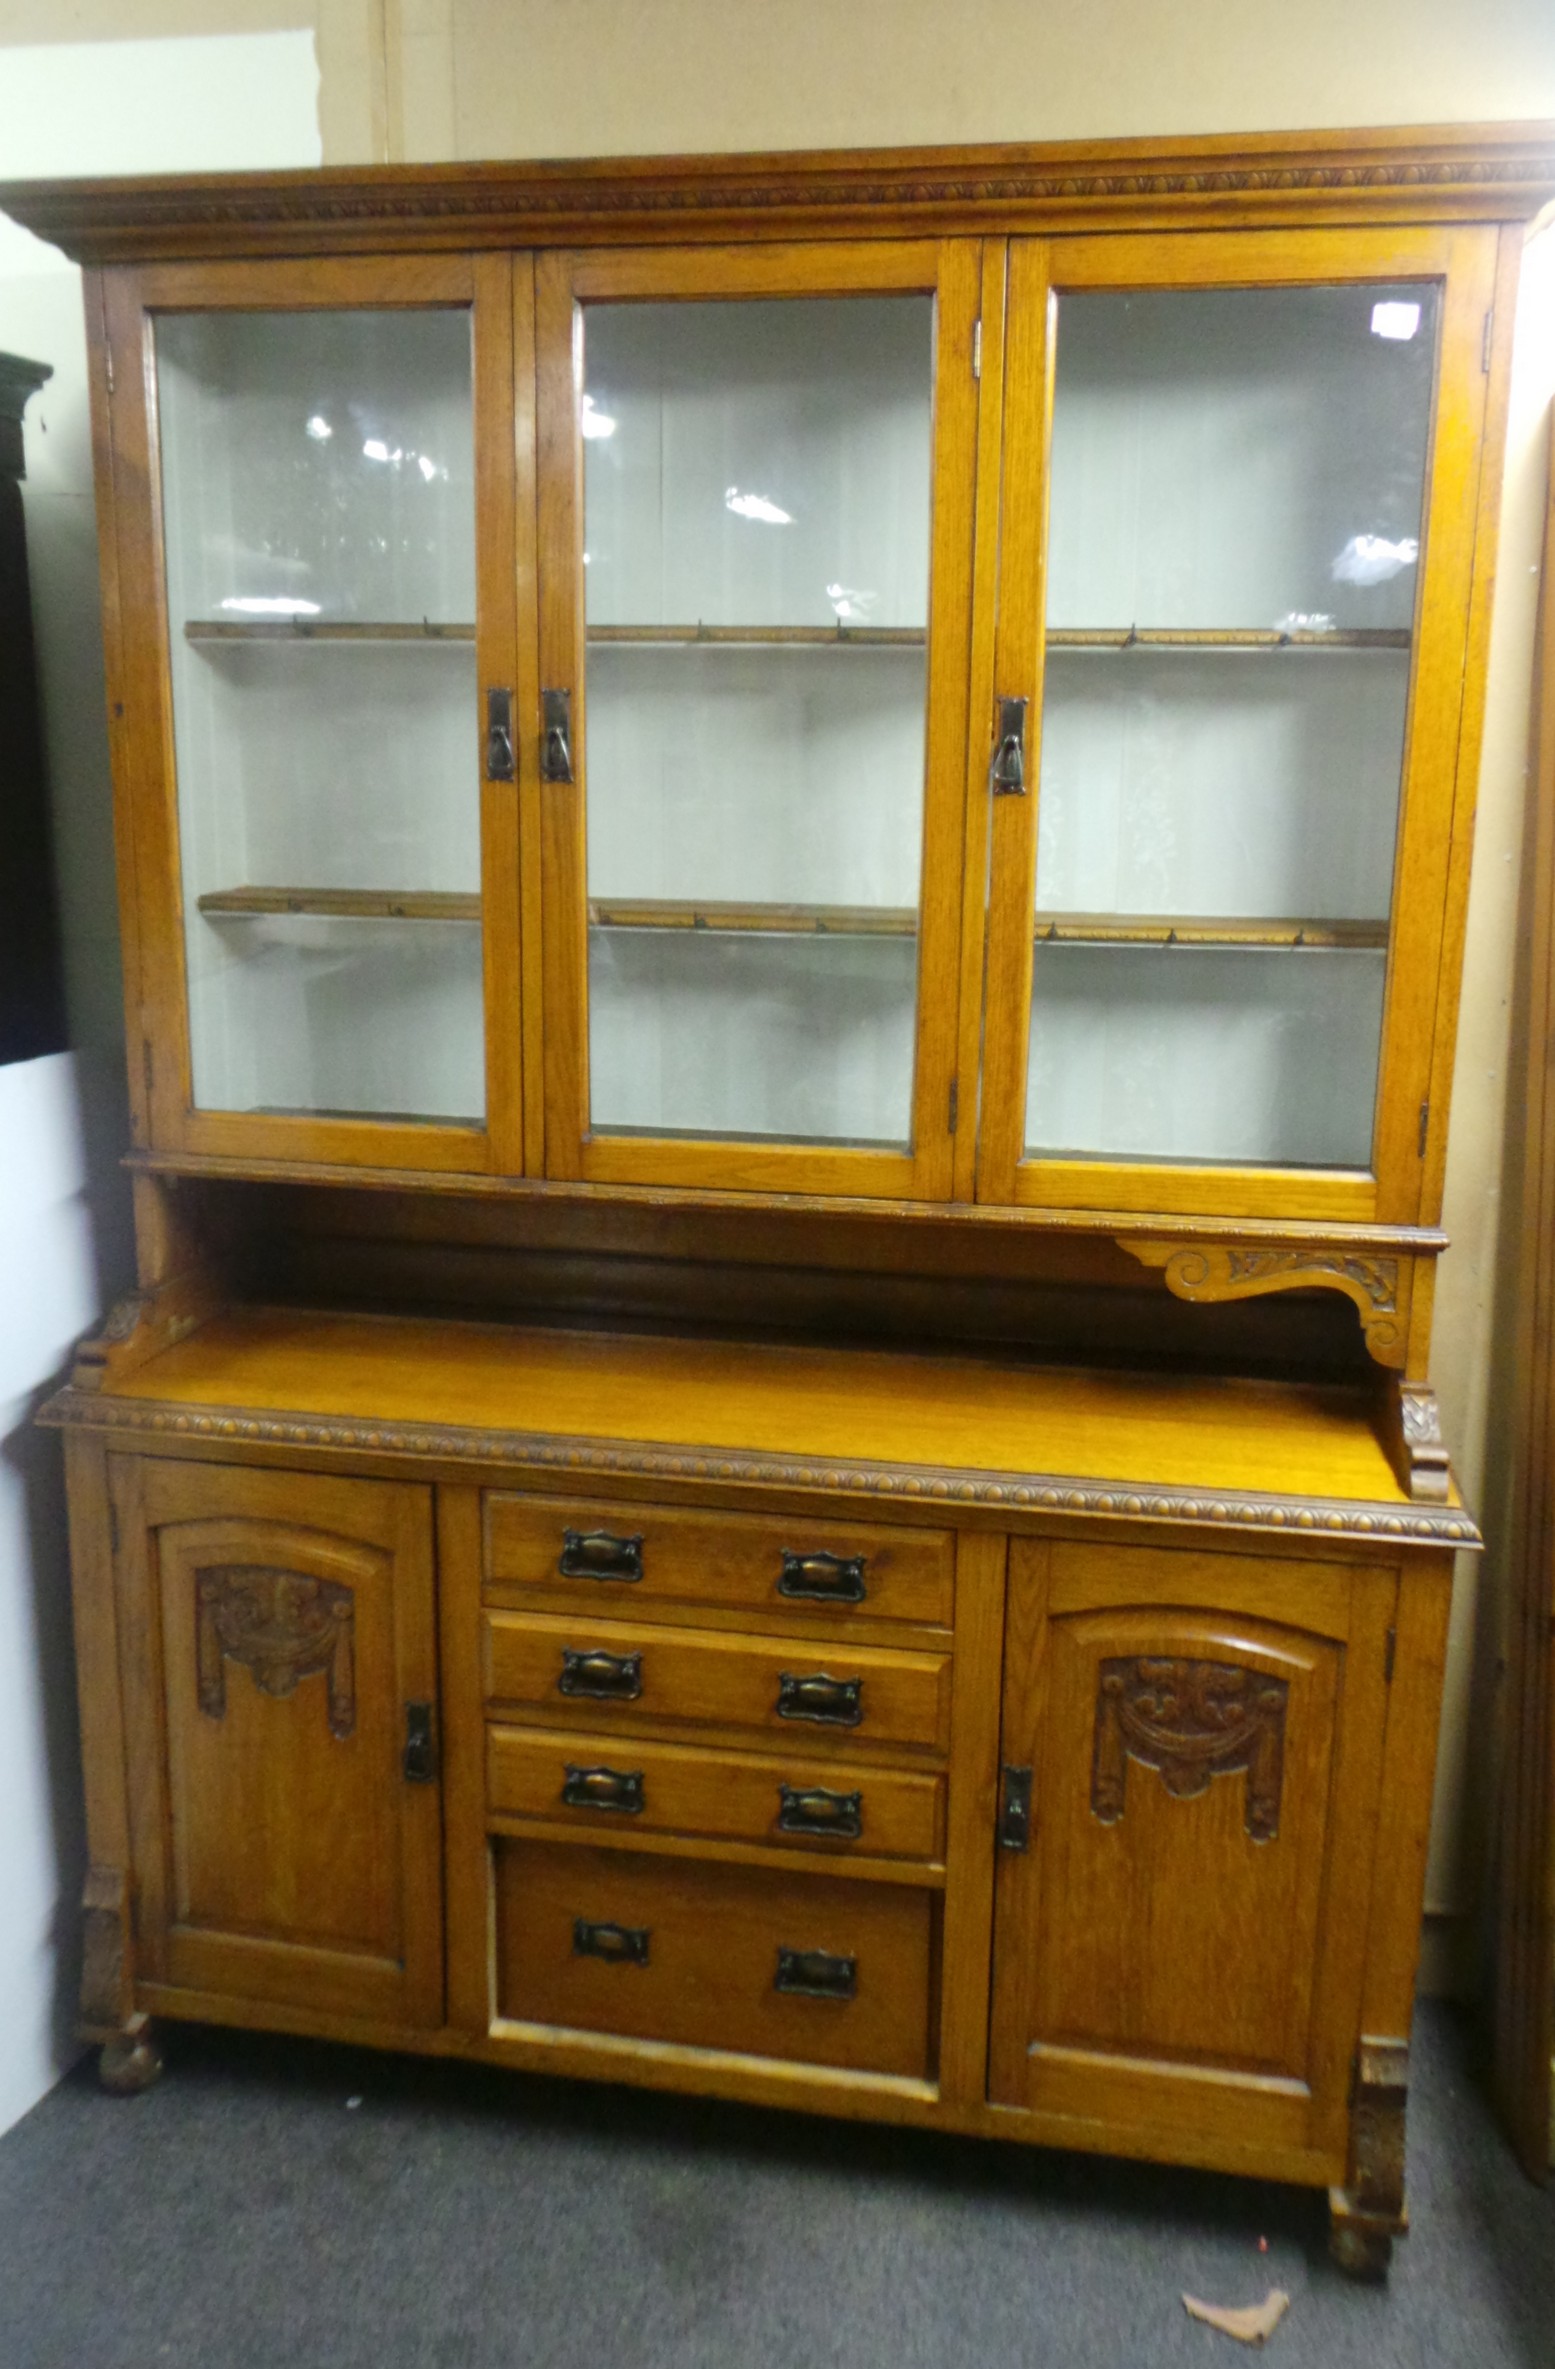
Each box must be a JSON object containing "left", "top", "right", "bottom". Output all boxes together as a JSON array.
[
  {"left": 1328, "top": 2037, "right": 1409, "bottom": 2279},
  {"left": 98, "top": 2013, "right": 163, "bottom": 2097}
]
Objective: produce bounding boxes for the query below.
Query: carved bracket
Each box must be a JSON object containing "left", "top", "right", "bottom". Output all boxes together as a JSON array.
[
  {"left": 1119, "top": 1241, "right": 1405, "bottom": 1366},
  {"left": 1092, "top": 1655, "right": 1289, "bottom": 1841},
  {"left": 1395, "top": 1382, "right": 1451, "bottom": 1505},
  {"left": 196, "top": 1565, "right": 355, "bottom": 1738}
]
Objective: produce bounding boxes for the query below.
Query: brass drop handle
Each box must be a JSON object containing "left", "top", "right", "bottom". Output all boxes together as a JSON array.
[
  {"left": 560, "top": 1528, "right": 644, "bottom": 1583},
  {"left": 989, "top": 694, "right": 1029, "bottom": 794},
  {"left": 776, "top": 1670, "right": 863, "bottom": 1727},
  {"left": 778, "top": 1549, "right": 866, "bottom": 1604},
  {"left": 558, "top": 1646, "right": 643, "bottom": 1701},
  {"left": 573, "top": 1917, "right": 650, "bottom": 1966},
  {"left": 778, "top": 1783, "right": 863, "bottom": 1839},
  {"left": 485, "top": 687, "right": 515, "bottom": 780},
  {"left": 775, "top": 1946, "right": 857, "bottom": 2000},
  {"left": 541, "top": 686, "right": 573, "bottom": 782},
  {"left": 561, "top": 1763, "right": 646, "bottom": 1814}
]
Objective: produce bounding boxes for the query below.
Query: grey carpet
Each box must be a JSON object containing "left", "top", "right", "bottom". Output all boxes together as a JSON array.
[{"left": 0, "top": 2001, "right": 1549, "bottom": 2368}]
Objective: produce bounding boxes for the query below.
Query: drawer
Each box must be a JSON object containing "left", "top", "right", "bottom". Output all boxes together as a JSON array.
[
  {"left": 482, "top": 1610, "right": 953, "bottom": 1755},
  {"left": 483, "top": 1491, "right": 953, "bottom": 1628},
  {"left": 487, "top": 1725, "right": 945, "bottom": 1864},
  {"left": 494, "top": 1840, "right": 934, "bottom": 2078}
]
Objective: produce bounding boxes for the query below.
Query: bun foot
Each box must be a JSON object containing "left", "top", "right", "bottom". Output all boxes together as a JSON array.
[{"left": 99, "top": 2014, "right": 163, "bottom": 2096}]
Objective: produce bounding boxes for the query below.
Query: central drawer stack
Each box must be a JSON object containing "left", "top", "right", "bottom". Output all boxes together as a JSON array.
[{"left": 480, "top": 1490, "right": 956, "bottom": 2079}]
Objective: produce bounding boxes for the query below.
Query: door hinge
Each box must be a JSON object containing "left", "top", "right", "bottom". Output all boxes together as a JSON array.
[
  {"left": 108, "top": 1499, "right": 120, "bottom": 1558},
  {"left": 1482, "top": 309, "right": 1494, "bottom": 374},
  {"left": 948, "top": 1078, "right": 959, "bottom": 1135},
  {"left": 972, "top": 319, "right": 982, "bottom": 379},
  {"left": 104, "top": 345, "right": 114, "bottom": 396},
  {"left": 999, "top": 1764, "right": 1033, "bottom": 1850},
  {"left": 1418, "top": 1099, "right": 1430, "bottom": 1160},
  {"left": 142, "top": 1037, "right": 155, "bottom": 1115},
  {"left": 1385, "top": 1625, "right": 1398, "bottom": 1684}
]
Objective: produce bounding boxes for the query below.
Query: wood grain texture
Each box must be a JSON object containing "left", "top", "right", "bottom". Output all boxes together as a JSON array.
[
  {"left": 494, "top": 1839, "right": 936, "bottom": 2077},
  {"left": 4, "top": 122, "right": 1552, "bottom": 264}
]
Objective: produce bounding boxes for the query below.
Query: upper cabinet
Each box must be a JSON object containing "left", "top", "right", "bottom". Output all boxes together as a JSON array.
[
  {"left": 976, "top": 229, "right": 1497, "bottom": 1224},
  {"left": 33, "top": 139, "right": 1535, "bottom": 1234}
]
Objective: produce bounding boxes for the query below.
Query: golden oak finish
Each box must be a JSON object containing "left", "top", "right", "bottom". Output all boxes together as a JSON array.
[
  {"left": 494, "top": 1841, "right": 936, "bottom": 2078},
  {"left": 110, "top": 1458, "right": 443, "bottom": 2026},
  {"left": 16, "top": 125, "right": 1539, "bottom": 2270}
]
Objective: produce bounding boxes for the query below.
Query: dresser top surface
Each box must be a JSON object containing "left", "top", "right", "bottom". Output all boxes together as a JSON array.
[{"left": 85, "top": 1305, "right": 1457, "bottom": 1533}]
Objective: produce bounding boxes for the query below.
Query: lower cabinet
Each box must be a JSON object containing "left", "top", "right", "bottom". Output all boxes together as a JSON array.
[
  {"left": 988, "top": 1539, "right": 1396, "bottom": 2171},
  {"left": 110, "top": 1457, "right": 444, "bottom": 2028}
]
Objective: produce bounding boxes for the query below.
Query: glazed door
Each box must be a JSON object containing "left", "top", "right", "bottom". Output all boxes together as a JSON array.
[
  {"left": 105, "top": 254, "right": 525, "bottom": 1174},
  {"left": 976, "top": 227, "right": 1497, "bottom": 1224},
  {"left": 112, "top": 1458, "right": 443, "bottom": 2028},
  {"left": 989, "top": 1540, "right": 1395, "bottom": 2178},
  {"left": 535, "top": 241, "right": 981, "bottom": 1198}
]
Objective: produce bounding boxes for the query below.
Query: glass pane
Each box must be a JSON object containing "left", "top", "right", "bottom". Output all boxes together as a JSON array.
[
  {"left": 156, "top": 308, "right": 483, "bottom": 1124},
  {"left": 581, "top": 296, "right": 934, "bottom": 1149},
  {"left": 1028, "top": 282, "right": 1437, "bottom": 1168}
]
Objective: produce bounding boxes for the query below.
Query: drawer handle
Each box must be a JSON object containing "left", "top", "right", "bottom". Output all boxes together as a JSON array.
[
  {"left": 559, "top": 1528, "right": 644, "bottom": 1583},
  {"left": 573, "top": 1917, "right": 650, "bottom": 1966},
  {"left": 562, "top": 1763, "right": 646, "bottom": 1815},
  {"left": 775, "top": 1946, "right": 857, "bottom": 2001},
  {"left": 777, "top": 1783, "right": 863, "bottom": 1840},
  {"left": 778, "top": 1549, "right": 867, "bottom": 1604},
  {"left": 559, "top": 1646, "right": 643, "bottom": 1701},
  {"left": 777, "top": 1670, "right": 863, "bottom": 1727}
]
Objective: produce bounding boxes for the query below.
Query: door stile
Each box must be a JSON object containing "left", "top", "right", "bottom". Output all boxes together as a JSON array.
[
  {"left": 474, "top": 250, "right": 525, "bottom": 1177},
  {"left": 950, "top": 238, "right": 1011, "bottom": 1206},
  {"left": 975, "top": 244, "right": 1055, "bottom": 1206},
  {"left": 511, "top": 254, "right": 548, "bottom": 1178},
  {"left": 535, "top": 250, "right": 589, "bottom": 1178}
]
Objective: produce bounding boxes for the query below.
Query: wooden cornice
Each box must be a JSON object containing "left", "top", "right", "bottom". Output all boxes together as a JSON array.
[{"left": 3, "top": 122, "right": 1553, "bottom": 263}]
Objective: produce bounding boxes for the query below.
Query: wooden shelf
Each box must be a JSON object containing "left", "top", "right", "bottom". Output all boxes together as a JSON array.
[
  {"left": 184, "top": 620, "right": 475, "bottom": 643},
  {"left": 1046, "top": 627, "right": 1411, "bottom": 651},
  {"left": 589, "top": 896, "right": 917, "bottom": 937},
  {"left": 198, "top": 886, "right": 479, "bottom": 921},
  {"left": 587, "top": 624, "right": 925, "bottom": 647},
  {"left": 1035, "top": 913, "right": 1390, "bottom": 950}
]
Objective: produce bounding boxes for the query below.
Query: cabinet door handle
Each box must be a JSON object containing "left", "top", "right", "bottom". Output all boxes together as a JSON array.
[
  {"left": 988, "top": 694, "right": 1028, "bottom": 794},
  {"left": 561, "top": 1763, "right": 645, "bottom": 1815},
  {"left": 558, "top": 1646, "right": 643, "bottom": 1701},
  {"left": 573, "top": 1917, "right": 650, "bottom": 1966},
  {"left": 778, "top": 1549, "right": 867, "bottom": 1604},
  {"left": 541, "top": 686, "right": 573, "bottom": 782},
  {"left": 777, "top": 1671, "right": 863, "bottom": 1727},
  {"left": 777, "top": 1783, "right": 863, "bottom": 1839},
  {"left": 775, "top": 1946, "right": 856, "bottom": 2000},
  {"left": 559, "top": 1528, "right": 644, "bottom": 1583},
  {"left": 402, "top": 1701, "right": 437, "bottom": 1784},
  {"left": 485, "top": 686, "right": 515, "bottom": 780}
]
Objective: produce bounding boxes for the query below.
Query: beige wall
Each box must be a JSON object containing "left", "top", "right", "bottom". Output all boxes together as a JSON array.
[{"left": 4, "top": 0, "right": 1554, "bottom": 1988}]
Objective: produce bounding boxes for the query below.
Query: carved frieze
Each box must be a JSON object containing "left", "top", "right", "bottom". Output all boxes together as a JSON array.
[
  {"left": 1091, "top": 1655, "right": 1289, "bottom": 1841},
  {"left": 195, "top": 1564, "right": 355, "bottom": 1738}
]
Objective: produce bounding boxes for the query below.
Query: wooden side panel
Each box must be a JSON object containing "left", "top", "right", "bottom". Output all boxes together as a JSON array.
[
  {"left": 990, "top": 1539, "right": 1392, "bottom": 2171},
  {"left": 113, "top": 1457, "right": 443, "bottom": 2027}
]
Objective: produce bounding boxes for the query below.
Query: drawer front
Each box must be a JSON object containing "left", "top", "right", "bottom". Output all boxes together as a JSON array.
[
  {"left": 487, "top": 1725, "right": 945, "bottom": 1863},
  {"left": 495, "top": 1840, "right": 934, "bottom": 2077},
  {"left": 483, "top": 1610, "right": 952, "bottom": 1754},
  {"left": 484, "top": 1492, "right": 954, "bottom": 1628}
]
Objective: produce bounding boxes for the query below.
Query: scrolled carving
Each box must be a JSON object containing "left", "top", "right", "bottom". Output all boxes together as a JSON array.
[
  {"left": 1091, "top": 1655, "right": 1288, "bottom": 1841},
  {"left": 195, "top": 1565, "right": 355, "bottom": 1738},
  {"left": 1120, "top": 1240, "right": 1404, "bottom": 1364}
]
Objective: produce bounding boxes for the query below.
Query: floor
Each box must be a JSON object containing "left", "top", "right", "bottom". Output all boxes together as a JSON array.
[{"left": 0, "top": 2003, "right": 1550, "bottom": 2369}]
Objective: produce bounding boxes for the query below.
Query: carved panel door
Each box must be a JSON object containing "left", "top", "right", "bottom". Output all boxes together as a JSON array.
[
  {"left": 113, "top": 1458, "right": 442, "bottom": 2028},
  {"left": 989, "top": 1539, "right": 1396, "bottom": 2180}
]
